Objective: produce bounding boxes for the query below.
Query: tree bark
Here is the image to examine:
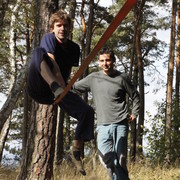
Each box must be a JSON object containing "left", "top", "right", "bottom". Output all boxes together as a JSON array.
[
  {"left": 21, "top": 8, "right": 32, "bottom": 172},
  {"left": 17, "top": 101, "right": 37, "bottom": 180},
  {"left": 164, "top": 0, "right": 177, "bottom": 166},
  {"left": 175, "top": 0, "right": 180, "bottom": 118},
  {"left": 55, "top": 109, "right": 65, "bottom": 164},
  {"left": 129, "top": 5, "right": 138, "bottom": 162},
  {"left": 173, "top": 0, "right": 180, "bottom": 160},
  {"left": 65, "top": 114, "right": 71, "bottom": 152},
  {"left": 136, "top": 23, "right": 145, "bottom": 159},
  {"left": 0, "top": 117, "right": 10, "bottom": 164},
  {"left": 68, "top": 0, "right": 77, "bottom": 40},
  {"left": 134, "top": 0, "right": 146, "bottom": 159},
  {"left": 0, "top": 64, "right": 30, "bottom": 132},
  {"left": 21, "top": 89, "right": 30, "bottom": 164},
  {"left": 29, "top": 105, "right": 57, "bottom": 180}
]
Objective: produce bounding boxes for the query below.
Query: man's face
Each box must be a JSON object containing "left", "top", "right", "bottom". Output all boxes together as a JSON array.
[
  {"left": 99, "top": 53, "right": 115, "bottom": 75},
  {"left": 52, "top": 19, "right": 70, "bottom": 42}
]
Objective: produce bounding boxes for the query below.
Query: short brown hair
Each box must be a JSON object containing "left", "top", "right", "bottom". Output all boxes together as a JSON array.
[
  {"left": 49, "top": 10, "right": 71, "bottom": 31},
  {"left": 99, "top": 47, "right": 116, "bottom": 62}
]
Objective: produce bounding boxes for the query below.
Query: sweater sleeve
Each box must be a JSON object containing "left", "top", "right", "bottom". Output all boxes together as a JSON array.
[
  {"left": 122, "top": 74, "right": 140, "bottom": 117},
  {"left": 73, "top": 75, "right": 91, "bottom": 93},
  {"left": 40, "top": 33, "right": 56, "bottom": 54}
]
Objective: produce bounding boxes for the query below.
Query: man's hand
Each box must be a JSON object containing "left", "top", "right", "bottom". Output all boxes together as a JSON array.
[
  {"left": 50, "top": 81, "right": 64, "bottom": 99},
  {"left": 54, "top": 86, "right": 64, "bottom": 99},
  {"left": 129, "top": 114, "right": 136, "bottom": 122}
]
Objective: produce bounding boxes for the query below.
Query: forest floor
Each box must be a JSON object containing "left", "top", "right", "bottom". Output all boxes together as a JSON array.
[{"left": 0, "top": 160, "right": 180, "bottom": 180}]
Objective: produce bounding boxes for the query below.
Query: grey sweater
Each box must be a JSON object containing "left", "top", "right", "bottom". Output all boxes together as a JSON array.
[{"left": 73, "top": 70, "right": 140, "bottom": 125}]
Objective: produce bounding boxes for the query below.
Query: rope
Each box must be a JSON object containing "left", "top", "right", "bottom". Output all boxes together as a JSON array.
[{"left": 54, "top": 0, "right": 137, "bottom": 105}]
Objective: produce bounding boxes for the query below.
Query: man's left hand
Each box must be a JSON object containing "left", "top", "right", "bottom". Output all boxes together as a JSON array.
[{"left": 129, "top": 114, "right": 136, "bottom": 122}]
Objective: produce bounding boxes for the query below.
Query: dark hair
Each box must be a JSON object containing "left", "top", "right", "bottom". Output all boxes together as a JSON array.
[
  {"left": 99, "top": 47, "right": 116, "bottom": 62},
  {"left": 49, "top": 10, "right": 71, "bottom": 31}
]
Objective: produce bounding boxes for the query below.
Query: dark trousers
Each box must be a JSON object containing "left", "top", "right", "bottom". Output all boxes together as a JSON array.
[{"left": 59, "top": 91, "right": 94, "bottom": 141}]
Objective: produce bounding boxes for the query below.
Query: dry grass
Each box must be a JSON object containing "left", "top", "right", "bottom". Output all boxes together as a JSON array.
[
  {"left": 54, "top": 161, "right": 109, "bottom": 180},
  {"left": 0, "top": 161, "right": 180, "bottom": 180},
  {"left": 128, "top": 162, "right": 180, "bottom": 180},
  {"left": 54, "top": 161, "right": 180, "bottom": 180},
  {"left": 0, "top": 166, "right": 19, "bottom": 180}
]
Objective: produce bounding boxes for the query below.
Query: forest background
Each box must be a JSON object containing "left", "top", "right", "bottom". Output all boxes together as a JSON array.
[{"left": 0, "top": 0, "right": 179, "bottom": 179}]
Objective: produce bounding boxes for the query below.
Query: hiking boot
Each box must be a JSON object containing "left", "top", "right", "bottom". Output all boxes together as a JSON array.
[{"left": 71, "top": 147, "right": 86, "bottom": 176}]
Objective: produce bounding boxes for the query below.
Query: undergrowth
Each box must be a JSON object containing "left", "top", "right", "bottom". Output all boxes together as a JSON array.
[{"left": 0, "top": 160, "right": 180, "bottom": 180}]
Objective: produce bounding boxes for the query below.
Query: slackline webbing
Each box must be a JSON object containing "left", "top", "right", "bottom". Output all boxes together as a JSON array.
[{"left": 54, "top": 0, "right": 137, "bottom": 105}]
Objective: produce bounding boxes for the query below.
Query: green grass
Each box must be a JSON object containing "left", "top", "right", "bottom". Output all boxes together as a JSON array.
[{"left": 1, "top": 161, "right": 180, "bottom": 180}]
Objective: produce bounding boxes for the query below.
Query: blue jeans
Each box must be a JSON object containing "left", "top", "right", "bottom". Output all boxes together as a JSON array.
[{"left": 97, "top": 121, "right": 129, "bottom": 180}]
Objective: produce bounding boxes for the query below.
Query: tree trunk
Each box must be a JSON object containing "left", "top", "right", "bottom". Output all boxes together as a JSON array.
[
  {"left": 84, "top": 0, "right": 94, "bottom": 75},
  {"left": 0, "top": 117, "right": 10, "bottom": 164},
  {"left": 0, "top": 66, "right": 30, "bottom": 132},
  {"left": 135, "top": 0, "right": 146, "bottom": 159},
  {"left": 136, "top": 23, "right": 145, "bottom": 159},
  {"left": 68, "top": 0, "right": 77, "bottom": 40},
  {"left": 129, "top": 5, "right": 138, "bottom": 162},
  {"left": 164, "top": 0, "right": 177, "bottom": 166},
  {"left": 17, "top": 101, "right": 37, "bottom": 180},
  {"left": 91, "top": 133, "right": 97, "bottom": 170},
  {"left": 55, "top": 109, "right": 65, "bottom": 164},
  {"left": 29, "top": 104, "right": 57, "bottom": 180},
  {"left": 65, "top": 113, "right": 71, "bottom": 153},
  {"left": 21, "top": 9, "right": 32, "bottom": 169},
  {"left": 21, "top": 89, "right": 30, "bottom": 164},
  {"left": 173, "top": 0, "right": 180, "bottom": 161}
]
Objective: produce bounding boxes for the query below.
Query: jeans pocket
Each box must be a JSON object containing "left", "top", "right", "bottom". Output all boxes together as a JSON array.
[{"left": 96, "top": 125, "right": 103, "bottom": 133}]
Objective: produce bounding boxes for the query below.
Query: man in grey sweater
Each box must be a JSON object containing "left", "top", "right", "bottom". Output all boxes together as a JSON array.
[{"left": 73, "top": 47, "right": 140, "bottom": 180}]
